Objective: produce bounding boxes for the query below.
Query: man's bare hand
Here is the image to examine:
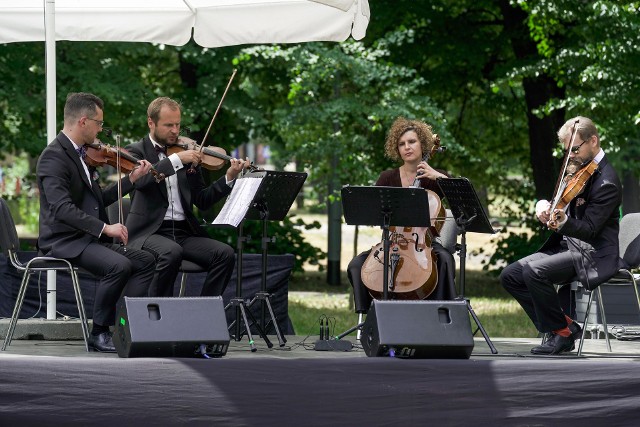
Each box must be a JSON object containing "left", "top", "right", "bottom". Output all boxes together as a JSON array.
[
  {"left": 226, "top": 157, "right": 250, "bottom": 182},
  {"left": 103, "top": 223, "right": 128, "bottom": 245},
  {"left": 547, "top": 209, "right": 566, "bottom": 231},
  {"left": 176, "top": 150, "right": 202, "bottom": 165},
  {"left": 129, "top": 159, "right": 152, "bottom": 183},
  {"left": 538, "top": 209, "right": 551, "bottom": 224}
]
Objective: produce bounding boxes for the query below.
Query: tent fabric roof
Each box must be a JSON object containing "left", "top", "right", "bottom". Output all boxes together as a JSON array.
[{"left": 0, "top": 0, "right": 370, "bottom": 46}]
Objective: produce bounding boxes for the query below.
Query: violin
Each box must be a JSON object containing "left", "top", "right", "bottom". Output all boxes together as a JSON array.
[
  {"left": 360, "top": 135, "right": 446, "bottom": 300},
  {"left": 166, "top": 137, "right": 260, "bottom": 173},
  {"left": 547, "top": 119, "right": 598, "bottom": 229},
  {"left": 85, "top": 140, "right": 166, "bottom": 183},
  {"left": 547, "top": 160, "right": 598, "bottom": 228}
]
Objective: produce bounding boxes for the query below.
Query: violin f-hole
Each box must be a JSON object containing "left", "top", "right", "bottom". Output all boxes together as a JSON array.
[{"left": 412, "top": 232, "right": 423, "bottom": 252}]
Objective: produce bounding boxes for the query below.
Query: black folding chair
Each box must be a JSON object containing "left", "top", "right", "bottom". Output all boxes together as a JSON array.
[
  {"left": 575, "top": 213, "right": 640, "bottom": 355},
  {"left": 0, "top": 198, "right": 90, "bottom": 351}
]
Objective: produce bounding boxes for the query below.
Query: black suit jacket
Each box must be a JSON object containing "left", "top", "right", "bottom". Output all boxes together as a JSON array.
[
  {"left": 36, "top": 132, "right": 134, "bottom": 258},
  {"left": 124, "top": 136, "right": 232, "bottom": 250},
  {"left": 540, "top": 155, "right": 622, "bottom": 289}
]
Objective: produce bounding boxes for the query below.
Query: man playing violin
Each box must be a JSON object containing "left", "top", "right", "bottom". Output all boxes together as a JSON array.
[
  {"left": 125, "top": 97, "right": 247, "bottom": 298},
  {"left": 36, "top": 92, "right": 156, "bottom": 352},
  {"left": 501, "top": 116, "right": 622, "bottom": 355},
  {"left": 347, "top": 117, "right": 458, "bottom": 314}
]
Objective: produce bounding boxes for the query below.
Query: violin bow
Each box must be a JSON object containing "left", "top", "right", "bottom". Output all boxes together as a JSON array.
[
  {"left": 200, "top": 68, "right": 238, "bottom": 152},
  {"left": 115, "top": 134, "right": 127, "bottom": 251},
  {"left": 186, "top": 69, "right": 237, "bottom": 174},
  {"left": 550, "top": 119, "right": 580, "bottom": 211}
]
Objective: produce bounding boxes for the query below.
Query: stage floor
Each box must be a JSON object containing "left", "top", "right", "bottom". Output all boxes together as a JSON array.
[
  {"left": 1, "top": 334, "right": 640, "bottom": 360},
  {"left": 2, "top": 336, "right": 640, "bottom": 426}
]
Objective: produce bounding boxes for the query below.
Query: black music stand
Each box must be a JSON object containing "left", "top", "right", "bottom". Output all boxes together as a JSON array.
[
  {"left": 437, "top": 177, "right": 498, "bottom": 354},
  {"left": 225, "top": 170, "right": 306, "bottom": 351},
  {"left": 335, "top": 185, "right": 430, "bottom": 339}
]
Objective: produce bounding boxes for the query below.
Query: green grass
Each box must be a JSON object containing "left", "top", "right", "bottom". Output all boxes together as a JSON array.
[{"left": 287, "top": 270, "right": 538, "bottom": 338}]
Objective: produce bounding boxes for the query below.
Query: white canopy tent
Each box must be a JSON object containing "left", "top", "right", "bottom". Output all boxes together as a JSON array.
[
  {"left": 0, "top": 0, "right": 369, "bottom": 47},
  {"left": 0, "top": 0, "right": 370, "bottom": 319}
]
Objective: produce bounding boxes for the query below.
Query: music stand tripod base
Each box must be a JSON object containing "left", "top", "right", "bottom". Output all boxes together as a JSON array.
[
  {"left": 437, "top": 177, "right": 498, "bottom": 354},
  {"left": 225, "top": 297, "right": 273, "bottom": 352},
  {"left": 249, "top": 291, "right": 286, "bottom": 347}
]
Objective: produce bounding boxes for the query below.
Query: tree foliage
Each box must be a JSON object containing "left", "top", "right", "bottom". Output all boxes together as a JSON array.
[{"left": 233, "top": 38, "right": 450, "bottom": 196}]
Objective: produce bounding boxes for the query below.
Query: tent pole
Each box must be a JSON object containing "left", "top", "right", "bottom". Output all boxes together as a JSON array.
[{"left": 45, "top": 0, "right": 57, "bottom": 321}]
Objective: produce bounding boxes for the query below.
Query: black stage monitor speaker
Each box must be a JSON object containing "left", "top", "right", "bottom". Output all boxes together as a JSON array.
[
  {"left": 361, "top": 300, "right": 474, "bottom": 359},
  {"left": 114, "top": 297, "right": 230, "bottom": 358}
]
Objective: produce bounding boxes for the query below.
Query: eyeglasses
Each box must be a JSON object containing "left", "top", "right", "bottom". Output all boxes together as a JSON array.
[
  {"left": 569, "top": 139, "right": 588, "bottom": 154},
  {"left": 85, "top": 117, "right": 105, "bottom": 127}
]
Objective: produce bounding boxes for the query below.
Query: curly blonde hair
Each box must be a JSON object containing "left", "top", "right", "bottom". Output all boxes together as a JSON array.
[{"left": 384, "top": 117, "right": 439, "bottom": 162}]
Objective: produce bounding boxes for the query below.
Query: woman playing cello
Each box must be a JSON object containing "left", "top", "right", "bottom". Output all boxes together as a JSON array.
[{"left": 347, "top": 117, "right": 458, "bottom": 314}]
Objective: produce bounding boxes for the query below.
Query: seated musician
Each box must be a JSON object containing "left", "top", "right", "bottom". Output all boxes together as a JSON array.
[
  {"left": 500, "top": 116, "right": 622, "bottom": 355},
  {"left": 347, "top": 117, "right": 458, "bottom": 314},
  {"left": 125, "top": 97, "right": 248, "bottom": 298},
  {"left": 36, "top": 92, "right": 155, "bottom": 352}
]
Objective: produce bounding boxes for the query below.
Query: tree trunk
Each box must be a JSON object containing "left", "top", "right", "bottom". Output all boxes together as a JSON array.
[
  {"left": 522, "top": 78, "right": 565, "bottom": 200},
  {"left": 295, "top": 161, "right": 305, "bottom": 209},
  {"left": 500, "top": 1, "right": 566, "bottom": 200},
  {"left": 326, "top": 79, "right": 343, "bottom": 285},
  {"left": 327, "top": 149, "right": 342, "bottom": 285}
]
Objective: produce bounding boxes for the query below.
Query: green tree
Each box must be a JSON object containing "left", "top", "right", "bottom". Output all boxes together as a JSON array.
[
  {"left": 234, "top": 37, "right": 451, "bottom": 283},
  {"left": 514, "top": 0, "right": 640, "bottom": 212}
]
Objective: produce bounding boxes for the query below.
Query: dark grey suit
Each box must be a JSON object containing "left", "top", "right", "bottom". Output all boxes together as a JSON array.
[
  {"left": 36, "top": 132, "right": 154, "bottom": 326},
  {"left": 501, "top": 155, "right": 622, "bottom": 332},
  {"left": 125, "top": 136, "right": 235, "bottom": 297}
]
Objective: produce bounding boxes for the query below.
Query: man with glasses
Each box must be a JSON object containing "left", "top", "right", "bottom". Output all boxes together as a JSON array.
[
  {"left": 500, "top": 116, "right": 622, "bottom": 355},
  {"left": 36, "top": 92, "right": 156, "bottom": 352}
]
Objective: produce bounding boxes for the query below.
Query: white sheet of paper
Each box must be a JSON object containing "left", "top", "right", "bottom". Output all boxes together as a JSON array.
[{"left": 212, "top": 176, "right": 263, "bottom": 227}]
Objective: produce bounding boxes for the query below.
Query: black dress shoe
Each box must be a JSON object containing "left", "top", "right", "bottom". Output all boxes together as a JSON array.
[
  {"left": 541, "top": 332, "right": 555, "bottom": 345},
  {"left": 531, "top": 333, "right": 575, "bottom": 355},
  {"left": 89, "top": 332, "right": 116, "bottom": 353},
  {"left": 568, "top": 321, "right": 583, "bottom": 340}
]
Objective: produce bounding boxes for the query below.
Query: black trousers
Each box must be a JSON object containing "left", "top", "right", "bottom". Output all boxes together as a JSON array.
[
  {"left": 71, "top": 241, "right": 155, "bottom": 326},
  {"left": 142, "top": 222, "right": 235, "bottom": 297},
  {"left": 347, "top": 242, "right": 457, "bottom": 313},
  {"left": 500, "top": 242, "right": 576, "bottom": 333}
]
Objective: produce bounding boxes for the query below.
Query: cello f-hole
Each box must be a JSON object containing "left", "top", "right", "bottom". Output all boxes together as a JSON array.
[{"left": 412, "top": 232, "right": 423, "bottom": 252}]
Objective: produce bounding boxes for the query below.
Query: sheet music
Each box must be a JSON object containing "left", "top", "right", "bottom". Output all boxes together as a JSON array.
[{"left": 212, "top": 176, "right": 263, "bottom": 227}]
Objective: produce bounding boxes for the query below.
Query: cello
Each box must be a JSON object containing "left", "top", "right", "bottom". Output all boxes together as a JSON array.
[{"left": 360, "top": 136, "right": 446, "bottom": 300}]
